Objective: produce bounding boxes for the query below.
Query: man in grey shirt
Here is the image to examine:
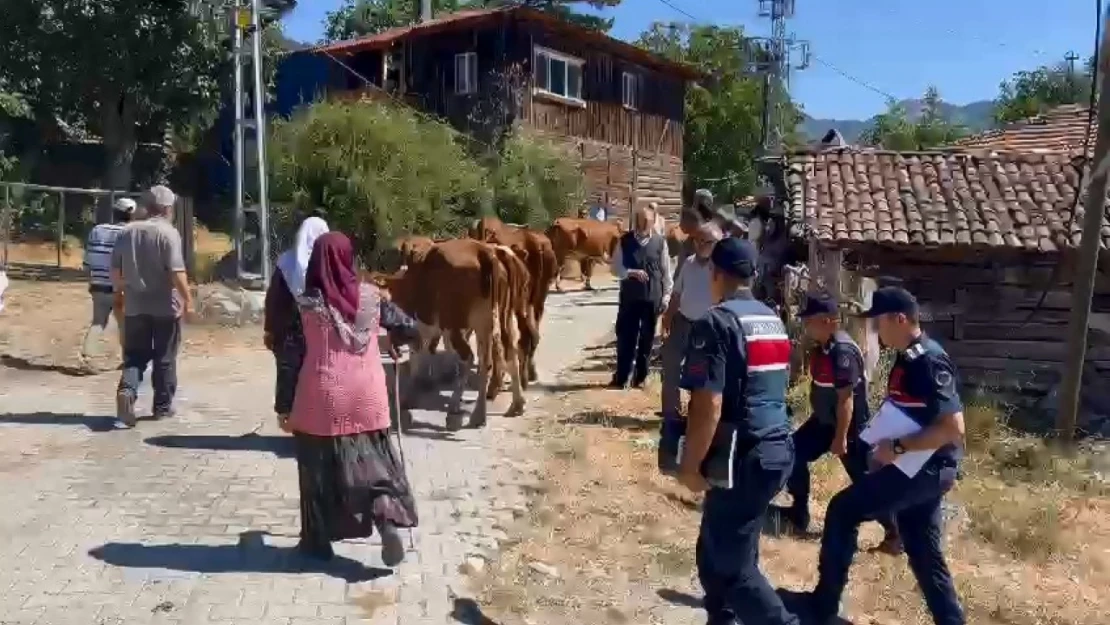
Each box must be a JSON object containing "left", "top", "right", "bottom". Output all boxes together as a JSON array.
[{"left": 110, "top": 185, "right": 193, "bottom": 427}]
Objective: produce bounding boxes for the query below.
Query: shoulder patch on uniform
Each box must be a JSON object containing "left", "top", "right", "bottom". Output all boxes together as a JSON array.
[
  {"left": 934, "top": 369, "right": 953, "bottom": 389},
  {"left": 837, "top": 352, "right": 853, "bottom": 369}
]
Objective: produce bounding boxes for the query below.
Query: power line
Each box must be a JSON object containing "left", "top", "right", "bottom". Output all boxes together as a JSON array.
[{"left": 809, "top": 56, "right": 898, "bottom": 102}]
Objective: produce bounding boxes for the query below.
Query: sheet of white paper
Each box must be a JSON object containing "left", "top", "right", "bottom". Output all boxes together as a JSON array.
[{"left": 860, "top": 401, "right": 937, "bottom": 479}]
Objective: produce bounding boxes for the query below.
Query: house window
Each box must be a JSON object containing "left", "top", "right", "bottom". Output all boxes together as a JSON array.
[
  {"left": 621, "top": 71, "right": 641, "bottom": 109},
  {"left": 454, "top": 52, "right": 478, "bottom": 95},
  {"left": 534, "top": 46, "right": 584, "bottom": 103}
]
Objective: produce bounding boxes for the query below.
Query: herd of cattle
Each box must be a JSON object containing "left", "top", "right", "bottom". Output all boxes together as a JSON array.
[{"left": 370, "top": 214, "right": 685, "bottom": 431}]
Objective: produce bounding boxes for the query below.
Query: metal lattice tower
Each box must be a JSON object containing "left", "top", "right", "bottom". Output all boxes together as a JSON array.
[
  {"left": 749, "top": 0, "right": 810, "bottom": 153},
  {"left": 231, "top": 0, "right": 272, "bottom": 286}
]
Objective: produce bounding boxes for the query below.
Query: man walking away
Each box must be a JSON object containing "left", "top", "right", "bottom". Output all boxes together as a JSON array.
[
  {"left": 660, "top": 218, "right": 721, "bottom": 420},
  {"left": 609, "top": 203, "right": 672, "bottom": 389},
  {"left": 80, "top": 198, "right": 135, "bottom": 360},
  {"left": 111, "top": 185, "right": 193, "bottom": 427}
]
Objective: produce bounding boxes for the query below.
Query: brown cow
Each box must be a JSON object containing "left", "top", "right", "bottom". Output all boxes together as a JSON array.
[
  {"left": 488, "top": 243, "right": 539, "bottom": 389},
  {"left": 469, "top": 216, "right": 556, "bottom": 379},
  {"left": 379, "top": 238, "right": 525, "bottom": 429},
  {"left": 545, "top": 217, "right": 622, "bottom": 292},
  {"left": 393, "top": 235, "right": 436, "bottom": 267}
]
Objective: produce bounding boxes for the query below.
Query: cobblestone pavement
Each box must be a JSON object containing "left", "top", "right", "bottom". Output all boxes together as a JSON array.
[{"left": 0, "top": 286, "right": 618, "bottom": 625}]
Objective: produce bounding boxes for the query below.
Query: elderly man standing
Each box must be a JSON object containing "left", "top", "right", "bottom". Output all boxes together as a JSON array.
[
  {"left": 609, "top": 203, "right": 673, "bottom": 389},
  {"left": 110, "top": 185, "right": 193, "bottom": 427}
]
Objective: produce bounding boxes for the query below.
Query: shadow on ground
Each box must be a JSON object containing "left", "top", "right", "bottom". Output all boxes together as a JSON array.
[
  {"left": 450, "top": 598, "right": 502, "bottom": 625},
  {"left": 0, "top": 411, "right": 149, "bottom": 432},
  {"left": 562, "top": 410, "right": 659, "bottom": 432},
  {"left": 0, "top": 354, "right": 99, "bottom": 377},
  {"left": 656, "top": 587, "right": 852, "bottom": 625},
  {"left": 88, "top": 531, "right": 391, "bottom": 583},
  {"left": 144, "top": 433, "right": 295, "bottom": 458}
]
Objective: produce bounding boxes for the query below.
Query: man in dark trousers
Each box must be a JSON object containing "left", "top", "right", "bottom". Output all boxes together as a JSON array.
[
  {"left": 804, "top": 286, "right": 966, "bottom": 625},
  {"left": 785, "top": 293, "right": 902, "bottom": 553},
  {"left": 609, "top": 203, "right": 672, "bottom": 389},
  {"left": 671, "top": 237, "right": 800, "bottom": 625}
]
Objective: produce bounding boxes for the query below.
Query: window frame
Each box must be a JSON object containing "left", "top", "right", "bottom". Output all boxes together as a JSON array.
[
  {"left": 533, "top": 45, "right": 585, "bottom": 106},
  {"left": 454, "top": 51, "right": 478, "bottom": 95},
  {"left": 621, "top": 70, "right": 641, "bottom": 110}
]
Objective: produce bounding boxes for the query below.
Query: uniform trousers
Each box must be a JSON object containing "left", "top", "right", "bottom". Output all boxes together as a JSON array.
[
  {"left": 812, "top": 463, "right": 965, "bottom": 625},
  {"left": 697, "top": 437, "right": 800, "bottom": 625}
]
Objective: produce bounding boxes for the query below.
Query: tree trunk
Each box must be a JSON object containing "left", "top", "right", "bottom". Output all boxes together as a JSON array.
[{"left": 97, "top": 92, "right": 138, "bottom": 224}]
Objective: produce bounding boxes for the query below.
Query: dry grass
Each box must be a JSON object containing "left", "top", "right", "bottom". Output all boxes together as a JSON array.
[
  {"left": 473, "top": 342, "right": 1110, "bottom": 625},
  {"left": 0, "top": 280, "right": 261, "bottom": 373}
]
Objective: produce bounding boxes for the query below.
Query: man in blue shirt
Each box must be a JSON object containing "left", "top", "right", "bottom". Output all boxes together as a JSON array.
[
  {"left": 804, "top": 286, "right": 966, "bottom": 625},
  {"left": 673, "top": 237, "right": 800, "bottom": 625},
  {"left": 80, "top": 197, "right": 135, "bottom": 360}
]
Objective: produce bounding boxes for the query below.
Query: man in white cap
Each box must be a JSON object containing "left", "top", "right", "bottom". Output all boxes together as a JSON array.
[
  {"left": 80, "top": 197, "right": 136, "bottom": 360},
  {"left": 110, "top": 185, "right": 192, "bottom": 427}
]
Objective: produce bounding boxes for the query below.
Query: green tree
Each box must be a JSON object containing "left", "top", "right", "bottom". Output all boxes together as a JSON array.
[
  {"left": 636, "top": 22, "right": 798, "bottom": 202},
  {"left": 993, "top": 56, "right": 1095, "bottom": 125},
  {"left": 324, "top": 0, "right": 620, "bottom": 41},
  {"left": 858, "top": 86, "right": 967, "bottom": 150},
  {"left": 0, "top": 1, "right": 295, "bottom": 217},
  {"left": 487, "top": 131, "right": 584, "bottom": 228}
]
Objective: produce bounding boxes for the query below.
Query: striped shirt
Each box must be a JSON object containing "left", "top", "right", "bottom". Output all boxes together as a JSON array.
[{"left": 84, "top": 223, "right": 126, "bottom": 289}]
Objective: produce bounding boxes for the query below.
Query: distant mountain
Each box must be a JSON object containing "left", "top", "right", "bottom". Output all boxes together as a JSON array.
[{"left": 800, "top": 99, "right": 997, "bottom": 143}]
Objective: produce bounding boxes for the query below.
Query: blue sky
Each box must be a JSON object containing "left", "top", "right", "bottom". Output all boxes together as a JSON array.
[{"left": 282, "top": 0, "right": 1095, "bottom": 120}]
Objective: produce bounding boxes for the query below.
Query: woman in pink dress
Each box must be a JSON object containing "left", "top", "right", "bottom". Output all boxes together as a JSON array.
[{"left": 274, "top": 231, "right": 419, "bottom": 565}]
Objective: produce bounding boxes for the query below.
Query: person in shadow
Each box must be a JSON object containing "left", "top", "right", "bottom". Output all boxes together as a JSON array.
[{"left": 274, "top": 231, "right": 421, "bottom": 566}]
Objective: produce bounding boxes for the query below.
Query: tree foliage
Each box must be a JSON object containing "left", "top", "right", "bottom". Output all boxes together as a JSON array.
[
  {"left": 324, "top": 0, "right": 619, "bottom": 41},
  {"left": 486, "top": 131, "right": 584, "bottom": 228},
  {"left": 636, "top": 23, "right": 799, "bottom": 202},
  {"left": 858, "top": 87, "right": 966, "bottom": 150},
  {"left": 993, "top": 56, "right": 1096, "bottom": 125}
]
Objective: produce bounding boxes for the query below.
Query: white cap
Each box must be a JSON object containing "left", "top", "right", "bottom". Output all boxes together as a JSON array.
[
  {"left": 143, "top": 185, "right": 176, "bottom": 210},
  {"left": 113, "top": 197, "right": 137, "bottom": 214}
]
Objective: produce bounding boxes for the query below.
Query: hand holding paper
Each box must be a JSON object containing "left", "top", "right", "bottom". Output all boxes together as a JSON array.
[{"left": 860, "top": 401, "right": 938, "bottom": 478}]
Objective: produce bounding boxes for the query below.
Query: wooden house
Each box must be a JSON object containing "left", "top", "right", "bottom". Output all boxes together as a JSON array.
[
  {"left": 773, "top": 146, "right": 1110, "bottom": 403},
  {"left": 311, "top": 6, "right": 699, "bottom": 222}
]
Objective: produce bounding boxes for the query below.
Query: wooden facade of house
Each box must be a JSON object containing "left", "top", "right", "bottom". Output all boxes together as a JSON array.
[
  {"left": 316, "top": 7, "right": 696, "bottom": 223},
  {"left": 777, "top": 147, "right": 1110, "bottom": 406}
]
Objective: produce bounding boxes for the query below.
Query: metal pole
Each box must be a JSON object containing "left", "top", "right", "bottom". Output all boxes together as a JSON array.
[
  {"left": 251, "top": 0, "right": 272, "bottom": 286},
  {"left": 1057, "top": 7, "right": 1110, "bottom": 445},
  {"left": 2, "top": 184, "right": 10, "bottom": 268},
  {"left": 233, "top": 2, "right": 246, "bottom": 281},
  {"left": 57, "top": 190, "right": 65, "bottom": 269}
]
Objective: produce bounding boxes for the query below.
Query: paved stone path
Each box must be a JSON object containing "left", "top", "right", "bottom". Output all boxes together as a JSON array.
[{"left": 0, "top": 286, "right": 618, "bottom": 625}]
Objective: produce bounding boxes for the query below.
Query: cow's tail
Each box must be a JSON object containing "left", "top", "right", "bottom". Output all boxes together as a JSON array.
[{"left": 478, "top": 246, "right": 496, "bottom": 300}]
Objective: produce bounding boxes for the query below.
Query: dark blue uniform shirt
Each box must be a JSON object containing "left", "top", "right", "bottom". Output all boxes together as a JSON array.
[
  {"left": 679, "top": 292, "right": 793, "bottom": 444},
  {"left": 809, "top": 330, "right": 869, "bottom": 429},
  {"left": 887, "top": 334, "right": 963, "bottom": 465}
]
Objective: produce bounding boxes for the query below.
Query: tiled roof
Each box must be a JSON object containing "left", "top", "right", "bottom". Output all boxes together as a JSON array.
[
  {"left": 785, "top": 148, "right": 1110, "bottom": 252},
  {"left": 954, "top": 104, "right": 1095, "bottom": 154}
]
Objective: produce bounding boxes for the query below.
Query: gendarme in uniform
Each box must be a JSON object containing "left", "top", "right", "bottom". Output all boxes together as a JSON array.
[
  {"left": 678, "top": 237, "right": 799, "bottom": 625},
  {"left": 808, "top": 286, "right": 966, "bottom": 625}
]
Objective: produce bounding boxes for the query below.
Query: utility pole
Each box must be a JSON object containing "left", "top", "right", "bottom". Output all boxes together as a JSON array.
[
  {"left": 750, "top": 0, "right": 809, "bottom": 154},
  {"left": 231, "top": 0, "right": 272, "bottom": 286},
  {"left": 1057, "top": 8, "right": 1110, "bottom": 445}
]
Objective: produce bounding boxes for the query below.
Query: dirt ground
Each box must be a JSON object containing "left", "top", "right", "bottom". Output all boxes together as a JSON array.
[
  {"left": 472, "top": 341, "right": 1110, "bottom": 625},
  {"left": 0, "top": 279, "right": 258, "bottom": 374}
]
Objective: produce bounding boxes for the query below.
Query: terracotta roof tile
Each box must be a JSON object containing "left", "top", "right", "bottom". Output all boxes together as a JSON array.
[
  {"left": 785, "top": 148, "right": 1110, "bottom": 252},
  {"left": 954, "top": 104, "right": 1095, "bottom": 154}
]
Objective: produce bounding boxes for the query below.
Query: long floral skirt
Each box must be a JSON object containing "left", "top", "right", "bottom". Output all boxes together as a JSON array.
[{"left": 294, "top": 429, "right": 418, "bottom": 549}]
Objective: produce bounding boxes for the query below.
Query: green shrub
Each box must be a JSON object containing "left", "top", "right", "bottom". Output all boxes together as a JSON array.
[
  {"left": 486, "top": 131, "right": 584, "bottom": 229},
  {"left": 268, "top": 100, "right": 491, "bottom": 265}
]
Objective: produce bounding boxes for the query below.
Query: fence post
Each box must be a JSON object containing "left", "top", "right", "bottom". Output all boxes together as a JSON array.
[
  {"left": 2, "top": 184, "right": 9, "bottom": 269},
  {"left": 177, "top": 197, "right": 196, "bottom": 281},
  {"left": 57, "top": 190, "right": 65, "bottom": 269}
]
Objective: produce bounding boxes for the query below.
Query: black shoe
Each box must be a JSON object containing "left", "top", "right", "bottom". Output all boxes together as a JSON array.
[
  {"left": 607, "top": 378, "right": 628, "bottom": 390},
  {"left": 152, "top": 406, "right": 176, "bottom": 420},
  {"left": 377, "top": 521, "right": 405, "bottom": 567},
  {"left": 116, "top": 390, "right": 137, "bottom": 428},
  {"left": 631, "top": 377, "right": 647, "bottom": 389}
]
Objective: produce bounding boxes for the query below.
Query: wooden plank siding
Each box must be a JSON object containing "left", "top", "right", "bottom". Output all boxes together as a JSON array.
[
  {"left": 839, "top": 250, "right": 1110, "bottom": 394},
  {"left": 324, "top": 15, "right": 688, "bottom": 223}
]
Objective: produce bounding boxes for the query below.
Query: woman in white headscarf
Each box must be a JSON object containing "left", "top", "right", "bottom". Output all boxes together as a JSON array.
[{"left": 264, "top": 215, "right": 329, "bottom": 352}]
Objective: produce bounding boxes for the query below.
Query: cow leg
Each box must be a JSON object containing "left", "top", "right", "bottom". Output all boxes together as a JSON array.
[
  {"left": 582, "top": 257, "right": 596, "bottom": 290},
  {"left": 470, "top": 315, "right": 498, "bottom": 429}
]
